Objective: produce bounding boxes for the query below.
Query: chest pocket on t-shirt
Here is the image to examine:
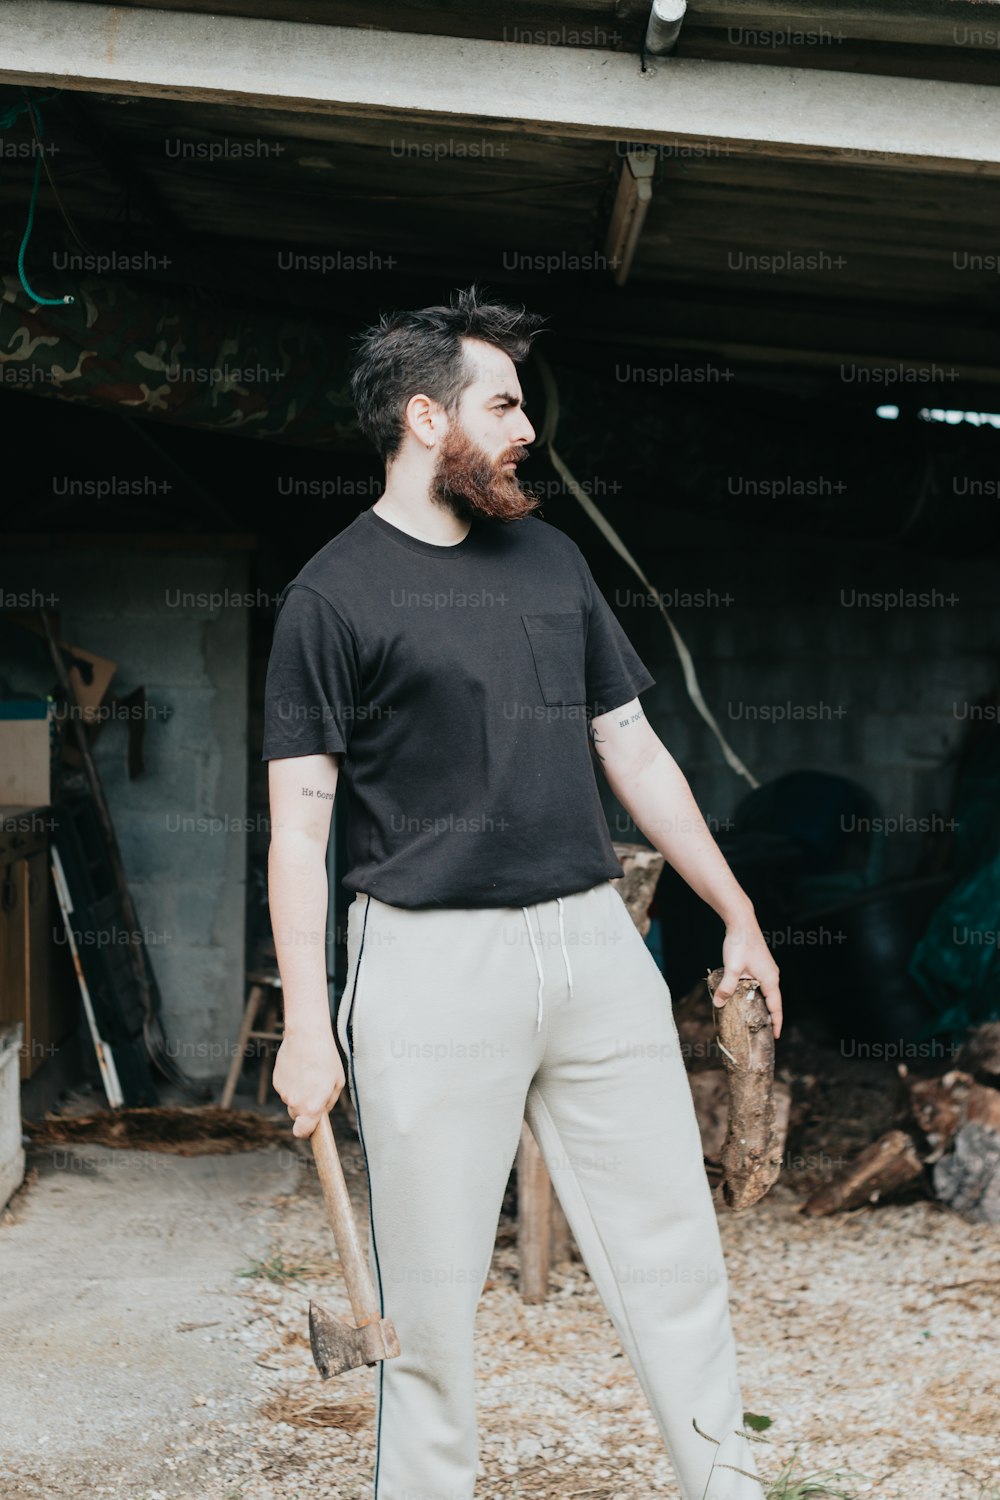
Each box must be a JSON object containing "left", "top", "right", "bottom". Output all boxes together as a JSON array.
[{"left": 521, "top": 611, "right": 587, "bottom": 706}]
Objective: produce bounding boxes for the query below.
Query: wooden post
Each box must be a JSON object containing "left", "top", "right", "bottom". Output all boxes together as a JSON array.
[
  {"left": 549, "top": 1192, "right": 573, "bottom": 1264},
  {"left": 517, "top": 1122, "right": 552, "bottom": 1304}
]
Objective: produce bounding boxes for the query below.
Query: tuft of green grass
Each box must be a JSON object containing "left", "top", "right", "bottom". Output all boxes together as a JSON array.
[
  {"left": 692, "top": 1417, "right": 870, "bottom": 1500},
  {"left": 764, "top": 1451, "right": 871, "bottom": 1499},
  {"left": 237, "top": 1251, "right": 311, "bottom": 1284}
]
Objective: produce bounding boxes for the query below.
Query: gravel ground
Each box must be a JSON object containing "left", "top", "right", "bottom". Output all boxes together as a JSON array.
[
  {"left": 210, "top": 1170, "right": 1000, "bottom": 1500},
  {"left": 3, "top": 1051, "right": 999, "bottom": 1500}
]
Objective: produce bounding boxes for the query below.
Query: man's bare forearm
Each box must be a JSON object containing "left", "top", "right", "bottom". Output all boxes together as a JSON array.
[
  {"left": 266, "top": 754, "right": 340, "bottom": 1036},
  {"left": 268, "top": 831, "right": 334, "bottom": 1037},
  {"left": 603, "top": 744, "right": 754, "bottom": 927}
]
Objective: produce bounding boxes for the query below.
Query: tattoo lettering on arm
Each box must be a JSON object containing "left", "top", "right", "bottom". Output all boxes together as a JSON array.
[
  {"left": 617, "top": 706, "right": 645, "bottom": 729},
  {"left": 301, "top": 786, "right": 335, "bottom": 800}
]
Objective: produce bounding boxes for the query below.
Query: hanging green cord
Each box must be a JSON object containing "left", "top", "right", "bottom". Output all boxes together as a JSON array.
[
  {"left": 0, "top": 92, "right": 60, "bottom": 130},
  {"left": 15, "top": 96, "right": 75, "bottom": 307}
]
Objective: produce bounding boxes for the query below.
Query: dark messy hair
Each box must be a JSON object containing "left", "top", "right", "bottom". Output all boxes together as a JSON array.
[{"left": 349, "top": 284, "right": 546, "bottom": 463}]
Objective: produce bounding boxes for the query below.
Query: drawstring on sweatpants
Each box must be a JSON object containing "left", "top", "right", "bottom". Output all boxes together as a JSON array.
[
  {"left": 556, "top": 896, "right": 574, "bottom": 999},
  {"left": 520, "top": 897, "right": 575, "bottom": 1032}
]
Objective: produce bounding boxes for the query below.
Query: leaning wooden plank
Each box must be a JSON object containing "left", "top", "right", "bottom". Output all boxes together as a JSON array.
[{"left": 50, "top": 846, "right": 124, "bottom": 1109}]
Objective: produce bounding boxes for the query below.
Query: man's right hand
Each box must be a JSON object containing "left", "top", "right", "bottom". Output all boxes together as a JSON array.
[{"left": 272, "top": 1028, "right": 346, "bottom": 1138}]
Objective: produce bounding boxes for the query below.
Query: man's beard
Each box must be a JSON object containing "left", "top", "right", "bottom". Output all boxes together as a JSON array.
[{"left": 430, "top": 425, "right": 540, "bottom": 522}]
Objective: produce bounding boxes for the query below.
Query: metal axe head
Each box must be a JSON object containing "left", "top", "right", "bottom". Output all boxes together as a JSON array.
[{"left": 309, "top": 1300, "right": 401, "bottom": 1379}]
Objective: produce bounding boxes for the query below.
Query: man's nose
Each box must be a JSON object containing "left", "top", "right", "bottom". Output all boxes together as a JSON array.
[{"left": 516, "top": 414, "right": 537, "bottom": 446}]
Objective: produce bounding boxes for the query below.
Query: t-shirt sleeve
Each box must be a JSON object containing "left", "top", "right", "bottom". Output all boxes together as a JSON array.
[
  {"left": 583, "top": 565, "right": 656, "bottom": 717},
  {"left": 261, "top": 583, "right": 360, "bottom": 761}
]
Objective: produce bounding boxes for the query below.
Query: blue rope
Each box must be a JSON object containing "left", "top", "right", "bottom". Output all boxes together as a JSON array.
[{"left": 13, "top": 96, "right": 75, "bottom": 307}]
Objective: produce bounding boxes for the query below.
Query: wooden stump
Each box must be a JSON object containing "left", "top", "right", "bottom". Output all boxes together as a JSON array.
[{"left": 609, "top": 841, "right": 665, "bottom": 937}]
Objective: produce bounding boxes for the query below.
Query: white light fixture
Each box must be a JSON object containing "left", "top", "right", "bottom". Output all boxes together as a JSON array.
[{"left": 645, "top": 0, "right": 687, "bottom": 56}]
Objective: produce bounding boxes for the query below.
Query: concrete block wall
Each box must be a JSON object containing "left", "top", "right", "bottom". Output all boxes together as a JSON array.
[
  {"left": 2, "top": 547, "right": 249, "bottom": 1082},
  {"left": 597, "top": 539, "right": 998, "bottom": 880}
]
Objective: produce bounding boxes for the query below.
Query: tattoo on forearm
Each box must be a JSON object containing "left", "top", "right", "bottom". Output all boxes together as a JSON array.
[
  {"left": 589, "top": 721, "right": 606, "bottom": 762},
  {"left": 617, "top": 707, "right": 645, "bottom": 729},
  {"left": 301, "top": 786, "right": 335, "bottom": 800}
]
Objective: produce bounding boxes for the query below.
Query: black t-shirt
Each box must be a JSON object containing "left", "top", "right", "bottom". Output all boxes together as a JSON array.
[{"left": 261, "top": 506, "right": 655, "bottom": 908}]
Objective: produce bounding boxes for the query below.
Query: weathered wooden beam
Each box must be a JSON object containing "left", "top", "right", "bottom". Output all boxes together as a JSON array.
[
  {"left": 689, "top": 0, "right": 1000, "bottom": 50},
  {"left": 2, "top": 3, "right": 1000, "bottom": 174},
  {"left": 41, "top": 0, "right": 654, "bottom": 51},
  {"left": 30, "top": 0, "right": 1000, "bottom": 55}
]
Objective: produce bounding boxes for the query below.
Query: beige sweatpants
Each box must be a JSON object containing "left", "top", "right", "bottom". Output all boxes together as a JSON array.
[{"left": 337, "top": 879, "right": 763, "bottom": 1500}]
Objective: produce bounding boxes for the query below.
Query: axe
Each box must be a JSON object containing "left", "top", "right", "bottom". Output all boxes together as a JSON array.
[{"left": 306, "top": 1109, "right": 401, "bottom": 1378}]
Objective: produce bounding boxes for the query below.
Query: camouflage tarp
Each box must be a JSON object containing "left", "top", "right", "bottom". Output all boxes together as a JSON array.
[{"left": 0, "top": 273, "right": 362, "bottom": 448}]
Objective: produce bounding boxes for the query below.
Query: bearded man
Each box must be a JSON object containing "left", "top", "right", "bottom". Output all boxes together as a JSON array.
[{"left": 262, "top": 286, "right": 781, "bottom": 1500}]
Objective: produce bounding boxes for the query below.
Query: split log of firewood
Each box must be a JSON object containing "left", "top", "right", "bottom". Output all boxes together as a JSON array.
[
  {"left": 955, "top": 1023, "right": 1000, "bottom": 1088},
  {"left": 705, "top": 967, "right": 781, "bottom": 1208},
  {"left": 690, "top": 1067, "right": 792, "bottom": 1174},
  {"left": 610, "top": 842, "right": 665, "bottom": 938},
  {"left": 801, "top": 1129, "right": 926, "bottom": 1216},
  {"left": 907, "top": 1069, "right": 1000, "bottom": 1163}
]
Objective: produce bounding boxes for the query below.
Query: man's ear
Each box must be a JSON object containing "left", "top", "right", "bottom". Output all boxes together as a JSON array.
[{"left": 403, "top": 392, "right": 444, "bottom": 449}]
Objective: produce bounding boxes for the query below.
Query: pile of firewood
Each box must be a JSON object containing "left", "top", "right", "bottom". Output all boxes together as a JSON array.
[
  {"left": 615, "top": 844, "right": 1000, "bottom": 1224},
  {"left": 801, "top": 1022, "right": 1000, "bottom": 1223},
  {"left": 674, "top": 965, "right": 1000, "bottom": 1224}
]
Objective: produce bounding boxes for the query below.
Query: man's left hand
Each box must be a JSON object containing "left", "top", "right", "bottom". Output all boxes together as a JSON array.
[{"left": 713, "top": 921, "right": 782, "bottom": 1040}]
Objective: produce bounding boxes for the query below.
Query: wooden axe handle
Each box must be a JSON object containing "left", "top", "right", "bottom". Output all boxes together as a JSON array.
[{"left": 310, "top": 1110, "right": 381, "bottom": 1329}]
